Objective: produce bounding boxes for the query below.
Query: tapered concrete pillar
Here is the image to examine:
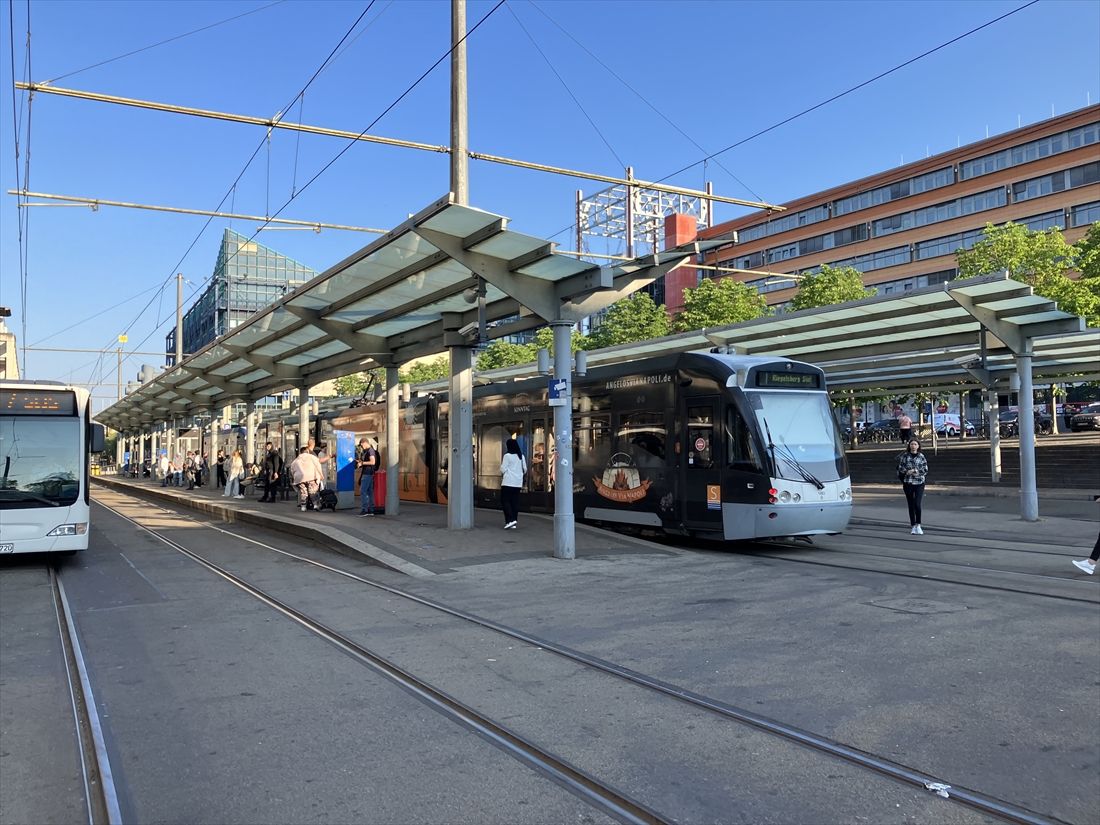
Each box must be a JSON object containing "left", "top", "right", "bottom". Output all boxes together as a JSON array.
[
  {"left": 246, "top": 402, "right": 257, "bottom": 467},
  {"left": 447, "top": 345, "right": 474, "bottom": 529},
  {"left": 1016, "top": 351, "right": 1038, "bottom": 521},
  {"left": 551, "top": 321, "right": 575, "bottom": 560},
  {"left": 986, "top": 389, "right": 1001, "bottom": 483}
]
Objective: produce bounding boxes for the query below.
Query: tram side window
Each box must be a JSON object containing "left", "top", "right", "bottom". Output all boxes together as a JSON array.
[
  {"left": 727, "top": 406, "right": 763, "bottom": 472},
  {"left": 686, "top": 405, "right": 715, "bottom": 469},
  {"left": 573, "top": 414, "right": 611, "bottom": 468},
  {"left": 616, "top": 412, "right": 666, "bottom": 470}
]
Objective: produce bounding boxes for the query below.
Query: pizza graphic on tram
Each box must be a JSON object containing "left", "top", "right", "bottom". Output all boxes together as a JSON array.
[{"left": 593, "top": 452, "right": 652, "bottom": 503}]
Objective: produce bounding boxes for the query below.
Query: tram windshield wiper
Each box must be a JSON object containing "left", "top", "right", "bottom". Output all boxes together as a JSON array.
[
  {"left": 761, "top": 417, "right": 779, "bottom": 478},
  {"left": 0, "top": 490, "right": 61, "bottom": 506},
  {"left": 774, "top": 443, "right": 825, "bottom": 490}
]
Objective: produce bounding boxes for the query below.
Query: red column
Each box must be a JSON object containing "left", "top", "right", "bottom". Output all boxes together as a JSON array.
[{"left": 663, "top": 213, "right": 698, "bottom": 315}]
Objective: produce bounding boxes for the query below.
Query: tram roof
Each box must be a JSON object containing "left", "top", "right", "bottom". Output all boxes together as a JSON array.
[
  {"left": 96, "top": 195, "right": 721, "bottom": 430},
  {"left": 425, "top": 273, "right": 1096, "bottom": 398}
]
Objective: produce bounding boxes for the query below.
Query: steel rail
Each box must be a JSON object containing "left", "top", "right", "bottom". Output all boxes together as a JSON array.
[
  {"left": 92, "top": 490, "right": 1066, "bottom": 825},
  {"left": 94, "top": 499, "right": 670, "bottom": 825},
  {"left": 49, "top": 568, "right": 124, "bottom": 825},
  {"left": 749, "top": 545, "right": 1098, "bottom": 605}
]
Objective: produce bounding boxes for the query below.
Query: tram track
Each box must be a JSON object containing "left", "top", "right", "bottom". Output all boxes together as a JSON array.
[
  {"left": 49, "top": 566, "right": 123, "bottom": 825},
  {"left": 93, "top": 491, "right": 1067, "bottom": 825},
  {"left": 754, "top": 541, "right": 1098, "bottom": 605}
]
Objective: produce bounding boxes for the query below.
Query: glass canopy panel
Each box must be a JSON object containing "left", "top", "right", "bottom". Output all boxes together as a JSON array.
[
  {"left": 189, "top": 347, "right": 229, "bottom": 369},
  {"left": 516, "top": 255, "right": 590, "bottom": 280},
  {"left": 210, "top": 358, "right": 253, "bottom": 377},
  {"left": 467, "top": 231, "right": 547, "bottom": 261},
  {"left": 289, "top": 340, "right": 349, "bottom": 361},
  {"left": 161, "top": 370, "right": 190, "bottom": 385},
  {"left": 252, "top": 326, "right": 326, "bottom": 357},
  {"left": 419, "top": 204, "right": 500, "bottom": 238},
  {"left": 367, "top": 316, "right": 443, "bottom": 338},
  {"left": 235, "top": 369, "right": 271, "bottom": 384},
  {"left": 179, "top": 378, "right": 207, "bottom": 392},
  {"left": 197, "top": 387, "right": 222, "bottom": 396}
]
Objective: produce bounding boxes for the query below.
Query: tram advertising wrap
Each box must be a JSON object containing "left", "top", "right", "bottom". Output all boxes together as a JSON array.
[{"left": 327, "top": 352, "right": 851, "bottom": 541}]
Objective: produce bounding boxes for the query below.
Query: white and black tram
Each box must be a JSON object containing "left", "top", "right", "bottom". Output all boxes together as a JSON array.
[{"left": 326, "top": 351, "right": 851, "bottom": 541}]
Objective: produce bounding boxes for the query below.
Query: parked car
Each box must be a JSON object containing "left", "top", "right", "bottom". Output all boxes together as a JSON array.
[{"left": 1070, "top": 402, "right": 1100, "bottom": 432}]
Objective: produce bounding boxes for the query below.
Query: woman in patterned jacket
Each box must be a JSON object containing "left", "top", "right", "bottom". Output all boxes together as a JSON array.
[{"left": 896, "top": 439, "right": 929, "bottom": 535}]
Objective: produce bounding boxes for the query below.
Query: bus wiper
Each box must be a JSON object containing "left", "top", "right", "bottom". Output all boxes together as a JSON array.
[
  {"left": 774, "top": 443, "right": 825, "bottom": 490},
  {"left": 0, "top": 490, "right": 61, "bottom": 507}
]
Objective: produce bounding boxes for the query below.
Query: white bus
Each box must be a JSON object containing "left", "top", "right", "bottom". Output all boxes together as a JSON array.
[{"left": 0, "top": 381, "right": 105, "bottom": 556}]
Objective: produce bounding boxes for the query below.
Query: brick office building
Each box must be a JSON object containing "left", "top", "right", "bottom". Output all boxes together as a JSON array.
[{"left": 683, "top": 105, "right": 1099, "bottom": 313}]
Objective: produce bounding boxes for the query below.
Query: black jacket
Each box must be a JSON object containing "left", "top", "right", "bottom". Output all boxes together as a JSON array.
[{"left": 263, "top": 449, "right": 284, "bottom": 477}]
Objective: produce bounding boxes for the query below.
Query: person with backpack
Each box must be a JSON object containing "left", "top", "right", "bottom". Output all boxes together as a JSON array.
[
  {"left": 499, "top": 438, "right": 527, "bottom": 529},
  {"left": 259, "top": 442, "right": 283, "bottom": 503},
  {"left": 184, "top": 451, "right": 198, "bottom": 490}
]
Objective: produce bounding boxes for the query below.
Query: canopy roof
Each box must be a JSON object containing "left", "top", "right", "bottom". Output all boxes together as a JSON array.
[
  {"left": 97, "top": 195, "right": 719, "bottom": 430},
  {"left": 427, "top": 273, "right": 1095, "bottom": 397}
]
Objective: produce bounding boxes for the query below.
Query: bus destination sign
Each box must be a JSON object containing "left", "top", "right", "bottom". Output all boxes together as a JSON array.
[
  {"left": 0, "top": 390, "right": 77, "bottom": 415},
  {"left": 755, "top": 371, "right": 820, "bottom": 389}
]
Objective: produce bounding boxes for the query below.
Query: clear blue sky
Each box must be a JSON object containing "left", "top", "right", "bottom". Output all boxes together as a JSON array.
[{"left": 2, "top": 0, "right": 1098, "bottom": 411}]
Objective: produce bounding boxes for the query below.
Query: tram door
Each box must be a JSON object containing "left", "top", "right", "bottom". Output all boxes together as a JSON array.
[
  {"left": 527, "top": 419, "right": 551, "bottom": 510},
  {"left": 681, "top": 397, "right": 722, "bottom": 529}
]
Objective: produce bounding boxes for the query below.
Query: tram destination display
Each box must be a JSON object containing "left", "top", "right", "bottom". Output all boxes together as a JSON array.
[
  {"left": 754, "top": 371, "right": 820, "bottom": 389},
  {"left": 0, "top": 389, "right": 77, "bottom": 415}
]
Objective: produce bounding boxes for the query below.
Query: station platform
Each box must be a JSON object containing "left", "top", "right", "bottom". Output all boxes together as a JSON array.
[
  {"left": 93, "top": 473, "right": 1100, "bottom": 578},
  {"left": 92, "top": 475, "right": 680, "bottom": 576}
]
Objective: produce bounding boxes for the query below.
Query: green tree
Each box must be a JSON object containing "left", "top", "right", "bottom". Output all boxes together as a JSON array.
[
  {"left": 333, "top": 372, "right": 369, "bottom": 397},
  {"left": 399, "top": 356, "right": 449, "bottom": 385},
  {"left": 587, "top": 292, "right": 670, "bottom": 349},
  {"left": 1074, "top": 221, "right": 1100, "bottom": 280},
  {"left": 789, "top": 264, "right": 875, "bottom": 311},
  {"left": 957, "top": 221, "right": 1099, "bottom": 326},
  {"left": 530, "top": 326, "right": 589, "bottom": 355},
  {"left": 672, "top": 277, "right": 769, "bottom": 332},
  {"left": 476, "top": 340, "right": 536, "bottom": 370}
]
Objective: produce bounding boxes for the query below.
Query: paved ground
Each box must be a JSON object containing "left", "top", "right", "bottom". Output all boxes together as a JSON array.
[{"left": 1, "top": 478, "right": 1097, "bottom": 824}]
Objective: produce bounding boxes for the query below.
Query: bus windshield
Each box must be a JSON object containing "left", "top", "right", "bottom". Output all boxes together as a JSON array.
[
  {"left": 747, "top": 391, "right": 847, "bottom": 483},
  {"left": 0, "top": 416, "right": 81, "bottom": 508}
]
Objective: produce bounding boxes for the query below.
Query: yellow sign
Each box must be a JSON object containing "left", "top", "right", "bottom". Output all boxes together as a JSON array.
[{"left": 118, "top": 334, "right": 128, "bottom": 343}]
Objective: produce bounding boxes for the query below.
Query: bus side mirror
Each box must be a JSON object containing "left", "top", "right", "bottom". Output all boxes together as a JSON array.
[{"left": 91, "top": 423, "right": 106, "bottom": 453}]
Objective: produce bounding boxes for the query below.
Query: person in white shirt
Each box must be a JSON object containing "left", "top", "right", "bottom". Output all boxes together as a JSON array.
[
  {"left": 289, "top": 446, "right": 325, "bottom": 512},
  {"left": 224, "top": 449, "right": 245, "bottom": 499},
  {"left": 499, "top": 438, "right": 527, "bottom": 529}
]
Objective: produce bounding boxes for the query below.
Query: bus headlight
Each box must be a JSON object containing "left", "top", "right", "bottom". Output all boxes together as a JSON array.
[
  {"left": 47, "top": 523, "right": 88, "bottom": 537},
  {"left": 778, "top": 490, "right": 791, "bottom": 503}
]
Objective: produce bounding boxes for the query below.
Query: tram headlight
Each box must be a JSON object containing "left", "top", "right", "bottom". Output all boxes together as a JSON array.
[
  {"left": 791, "top": 493, "right": 801, "bottom": 503},
  {"left": 778, "top": 490, "right": 791, "bottom": 503},
  {"left": 47, "top": 523, "right": 88, "bottom": 537}
]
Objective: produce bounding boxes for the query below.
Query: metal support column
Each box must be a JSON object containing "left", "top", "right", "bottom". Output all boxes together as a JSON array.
[
  {"left": 246, "top": 402, "right": 257, "bottom": 467},
  {"left": 551, "top": 321, "right": 575, "bottom": 560},
  {"left": 448, "top": 345, "right": 474, "bottom": 529},
  {"left": 1016, "top": 350, "right": 1038, "bottom": 521},
  {"left": 209, "top": 413, "right": 220, "bottom": 490},
  {"left": 386, "top": 367, "right": 401, "bottom": 517},
  {"left": 297, "top": 383, "right": 310, "bottom": 455},
  {"left": 137, "top": 432, "right": 145, "bottom": 476},
  {"left": 987, "top": 388, "right": 1001, "bottom": 483},
  {"left": 151, "top": 430, "right": 159, "bottom": 478}
]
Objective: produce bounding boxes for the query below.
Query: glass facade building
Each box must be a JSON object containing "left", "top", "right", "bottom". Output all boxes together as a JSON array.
[{"left": 166, "top": 230, "right": 316, "bottom": 365}]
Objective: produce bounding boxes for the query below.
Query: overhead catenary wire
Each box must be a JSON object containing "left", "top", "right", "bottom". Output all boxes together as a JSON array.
[
  {"left": 41, "top": 0, "right": 288, "bottom": 86},
  {"left": 655, "top": 0, "right": 1042, "bottom": 185},
  {"left": 79, "top": 2, "right": 378, "bottom": 390},
  {"left": 505, "top": 3, "right": 626, "bottom": 170},
  {"left": 522, "top": 0, "right": 765, "bottom": 203}
]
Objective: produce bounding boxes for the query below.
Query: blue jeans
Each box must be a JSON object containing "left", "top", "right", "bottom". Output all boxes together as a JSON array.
[{"left": 359, "top": 473, "right": 375, "bottom": 514}]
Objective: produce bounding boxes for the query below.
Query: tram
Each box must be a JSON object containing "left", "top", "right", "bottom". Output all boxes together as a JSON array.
[
  {"left": 328, "top": 351, "right": 852, "bottom": 541},
  {"left": 0, "top": 381, "right": 105, "bottom": 555}
]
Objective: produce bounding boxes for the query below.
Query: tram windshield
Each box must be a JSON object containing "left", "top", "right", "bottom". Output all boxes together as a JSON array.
[
  {"left": 0, "top": 417, "right": 81, "bottom": 508},
  {"left": 747, "top": 391, "right": 847, "bottom": 482}
]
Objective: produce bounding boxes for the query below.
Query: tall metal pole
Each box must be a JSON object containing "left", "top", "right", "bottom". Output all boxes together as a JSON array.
[
  {"left": 450, "top": 0, "right": 468, "bottom": 204},
  {"left": 175, "top": 273, "right": 184, "bottom": 366},
  {"left": 625, "top": 166, "right": 635, "bottom": 258},
  {"left": 551, "top": 320, "right": 575, "bottom": 560},
  {"left": 1016, "top": 349, "right": 1039, "bottom": 521},
  {"left": 246, "top": 401, "right": 257, "bottom": 467},
  {"left": 386, "top": 367, "right": 400, "bottom": 517},
  {"left": 116, "top": 347, "right": 122, "bottom": 400}
]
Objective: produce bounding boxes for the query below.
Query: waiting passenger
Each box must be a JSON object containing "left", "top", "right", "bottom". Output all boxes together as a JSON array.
[{"left": 290, "top": 446, "right": 324, "bottom": 513}]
